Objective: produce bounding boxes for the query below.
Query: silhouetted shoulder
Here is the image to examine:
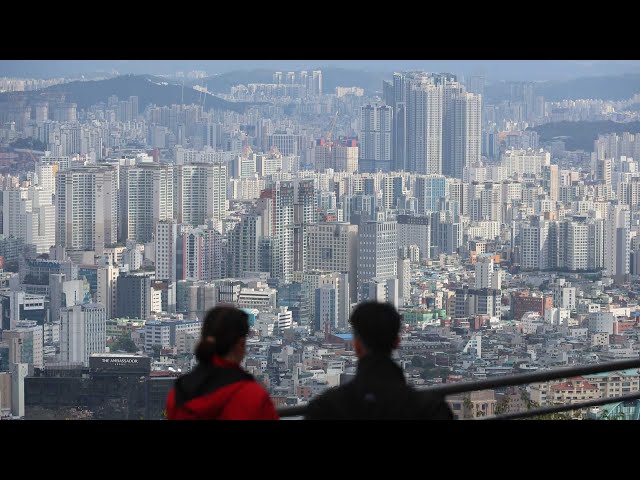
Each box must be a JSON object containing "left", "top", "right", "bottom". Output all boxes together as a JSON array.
[
  {"left": 304, "top": 385, "right": 350, "bottom": 420},
  {"left": 413, "top": 391, "right": 455, "bottom": 420}
]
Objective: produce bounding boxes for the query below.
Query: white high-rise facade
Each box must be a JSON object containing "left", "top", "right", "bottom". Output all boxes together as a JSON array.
[
  {"left": 357, "top": 219, "right": 398, "bottom": 302},
  {"left": 2, "top": 186, "right": 55, "bottom": 254},
  {"left": 604, "top": 204, "right": 630, "bottom": 280},
  {"left": 391, "top": 72, "right": 480, "bottom": 177},
  {"left": 55, "top": 166, "right": 118, "bottom": 252},
  {"left": 519, "top": 217, "right": 550, "bottom": 271},
  {"left": 121, "top": 163, "right": 173, "bottom": 243},
  {"left": 175, "top": 162, "right": 227, "bottom": 227},
  {"left": 306, "top": 223, "right": 358, "bottom": 304},
  {"left": 261, "top": 181, "right": 294, "bottom": 283},
  {"left": 155, "top": 221, "right": 179, "bottom": 282},
  {"left": 475, "top": 254, "right": 501, "bottom": 290},
  {"left": 408, "top": 75, "right": 443, "bottom": 174},
  {"left": 449, "top": 92, "right": 481, "bottom": 178},
  {"left": 359, "top": 104, "right": 393, "bottom": 172},
  {"left": 96, "top": 264, "right": 119, "bottom": 320},
  {"left": 59, "top": 303, "right": 107, "bottom": 367}
]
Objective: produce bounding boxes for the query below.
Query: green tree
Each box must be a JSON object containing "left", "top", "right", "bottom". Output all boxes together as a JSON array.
[
  {"left": 495, "top": 397, "right": 511, "bottom": 415},
  {"left": 112, "top": 336, "right": 138, "bottom": 353},
  {"left": 463, "top": 396, "right": 474, "bottom": 419}
]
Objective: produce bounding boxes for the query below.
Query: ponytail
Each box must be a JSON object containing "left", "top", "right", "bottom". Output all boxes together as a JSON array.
[
  {"left": 195, "top": 306, "right": 249, "bottom": 365},
  {"left": 195, "top": 338, "right": 217, "bottom": 364}
]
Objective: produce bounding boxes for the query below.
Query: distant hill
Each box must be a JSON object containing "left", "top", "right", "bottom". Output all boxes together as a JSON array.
[
  {"left": 486, "top": 74, "right": 640, "bottom": 103},
  {"left": 530, "top": 120, "right": 640, "bottom": 151},
  {"left": 535, "top": 74, "right": 640, "bottom": 101},
  {"left": 190, "top": 69, "right": 278, "bottom": 92},
  {"left": 0, "top": 74, "right": 248, "bottom": 112},
  {"left": 321, "top": 68, "right": 387, "bottom": 94},
  {"left": 193, "top": 67, "right": 388, "bottom": 95}
]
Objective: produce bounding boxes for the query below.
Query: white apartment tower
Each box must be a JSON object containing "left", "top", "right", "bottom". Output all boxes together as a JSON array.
[
  {"left": 55, "top": 166, "right": 118, "bottom": 253},
  {"left": 604, "top": 204, "right": 630, "bottom": 280},
  {"left": 121, "top": 163, "right": 173, "bottom": 243},
  {"left": 357, "top": 219, "right": 398, "bottom": 302},
  {"left": 306, "top": 223, "right": 359, "bottom": 304},
  {"left": 475, "top": 254, "right": 502, "bottom": 290},
  {"left": 155, "top": 221, "right": 179, "bottom": 282},
  {"left": 359, "top": 104, "right": 393, "bottom": 173},
  {"left": 59, "top": 303, "right": 107, "bottom": 367},
  {"left": 174, "top": 162, "right": 227, "bottom": 226}
]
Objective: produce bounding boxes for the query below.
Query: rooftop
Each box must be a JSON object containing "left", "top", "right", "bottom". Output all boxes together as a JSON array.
[{"left": 333, "top": 334, "right": 353, "bottom": 341}]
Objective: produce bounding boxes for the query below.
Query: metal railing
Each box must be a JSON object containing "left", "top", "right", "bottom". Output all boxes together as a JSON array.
[{"left": 277, "top": 358, "right": 640, "bottom": 419}]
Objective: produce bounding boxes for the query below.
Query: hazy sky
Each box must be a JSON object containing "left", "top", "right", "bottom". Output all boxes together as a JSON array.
[{"left": 2, "top": 60, "right": 640, "bottom": 81}]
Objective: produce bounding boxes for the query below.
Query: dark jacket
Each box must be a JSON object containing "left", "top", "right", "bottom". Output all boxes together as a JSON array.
[
  {"left": 166, "top": 357, "right": 279, "bottom": 420},
  {"left": 305, "top": 354, "right": 453, "bottom": 420}
]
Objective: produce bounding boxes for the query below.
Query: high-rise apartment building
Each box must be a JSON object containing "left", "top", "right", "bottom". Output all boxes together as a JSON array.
[
  {"left": 55, "top": 166, "right": 118, "bottom": 253},
  {"left": 357, "top": 219, "right": 398, "bottom": 302},
  {"left": 174, "top": 163, "right": 227, "bottom": 227},
  {"left": 359, "top": 104, "right": 393, "bottom": 173},
  {"left": 59, "top": 303, "right": 106, "bottom": 367},
  {"left": 120, "top": 163, "right": 173, "bottom": 243},
  {"left": 306, "top": 223, "right": 358, "bottom": 303}
]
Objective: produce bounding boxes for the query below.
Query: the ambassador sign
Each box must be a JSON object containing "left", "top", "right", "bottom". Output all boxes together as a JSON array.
[
  {"left": 101, "top": 357, "right": 140, "bottom": 365},
  {"left": 89, "top": 355, "right": 151, "bottom": 373}
]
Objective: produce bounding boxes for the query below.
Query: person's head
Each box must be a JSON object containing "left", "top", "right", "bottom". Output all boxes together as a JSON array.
[
  {"left": 195, "top": 306, "right": 250, "bottom": 365},
  {"left": 349, "top": 302, "right": 401, "bottom": 358}
]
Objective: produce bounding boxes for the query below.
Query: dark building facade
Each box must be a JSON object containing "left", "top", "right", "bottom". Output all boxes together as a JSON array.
[
  {"left": 24, "top": 354, "right": 174, "bottom": 420},
  {"left": 116, "top": 273, "right": 151, "bottom": 319}
]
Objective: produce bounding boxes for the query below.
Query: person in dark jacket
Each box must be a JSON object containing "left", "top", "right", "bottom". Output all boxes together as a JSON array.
[
  {"left": 305, "top": 302, "right": 453, "bottom": 420},
  {"left": 166, "top": 306, "right": 279, "bottom": 420}
]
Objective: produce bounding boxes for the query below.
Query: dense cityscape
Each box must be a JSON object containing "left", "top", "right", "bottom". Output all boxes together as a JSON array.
[{"left": 1, "top": 60, "right": 640, "bottom": 420}]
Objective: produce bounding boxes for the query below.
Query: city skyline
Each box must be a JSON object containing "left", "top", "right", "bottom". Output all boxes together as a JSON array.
[
  {"left": 1, "top": 60, "right": 640, "bottom": 420},
  {"left": 3, "top": 60, "right": 640, "bottom": 81}
]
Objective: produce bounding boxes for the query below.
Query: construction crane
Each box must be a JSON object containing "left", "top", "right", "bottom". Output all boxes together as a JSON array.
[{"left": 325, "top": 111, "right": 339, "bottom": 144}]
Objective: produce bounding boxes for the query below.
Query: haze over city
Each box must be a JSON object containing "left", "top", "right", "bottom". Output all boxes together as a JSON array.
[{"left": 1, "top": 59, "right": 640, "bottom": 420}]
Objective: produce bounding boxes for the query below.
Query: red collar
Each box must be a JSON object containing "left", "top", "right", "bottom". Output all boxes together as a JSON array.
[{"left": 212, "top": 356, "right": 241, "bottom": 369}]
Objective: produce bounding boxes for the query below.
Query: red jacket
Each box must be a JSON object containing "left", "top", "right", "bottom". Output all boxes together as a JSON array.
[{"left": 166, "top": 357, "right": 279, "bottom": 420}]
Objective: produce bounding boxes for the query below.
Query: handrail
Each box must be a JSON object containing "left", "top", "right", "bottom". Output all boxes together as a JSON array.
[
  {"left": 480, "top": 391, "right": 640, "bottom": 420},
  {"left": 420, "top": 358, "right": 640, "bottom": 396},
  {"left": 277, "top": 404, "right": 308, "bottom": 418},
  {"left": 277, "top": 357, "right": 640, "bottom": 418}
]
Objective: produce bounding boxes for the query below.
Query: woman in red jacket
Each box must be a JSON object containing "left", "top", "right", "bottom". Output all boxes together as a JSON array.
[{"left": 166, "top": 306, "right": 279, "bottom": 420}]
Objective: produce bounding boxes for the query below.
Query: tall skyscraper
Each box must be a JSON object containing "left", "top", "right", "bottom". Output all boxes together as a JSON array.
[
  {"left": 96, "top": 264, "right": 119, "bottom": 320},
  {"left": 174, "top": 162, "right": 227, "bottom": 227},
  {"left": 229, "top": 212, "right": 265, "bottom": 278},
  {"left": 59, "top": 303, "right": 107, "bottom": 367},
  {"left": 604, "top": 204, "right": 630, "bottom": 281},
  {"left": 116, "top": 274, "right": 151, "bottom": 320},
  {"left": 333, "top": 139, "right": 358, "bottom": 174},
  {"left": 359, "top": 104, "right": 393, "bottom": 173},
  {"left": 414, "top": 174, "right": 447, "bottom": 214},
  {"left": 390, "top": 72, "right": 480, "bottom": 177},
  {"left": 2, "top": 186, "right": 55, "bottom": 254},
  {"left": 120, "top": 163, "right": 173, "bottom": 243},
  {"left": 155, "top": 221, "right": 179, "bottom": 282},
  {"left": 306, "top": 223, "right": 358, "bottom": 304},
  {"left": 55, "top": 166, "right": 118, "bottom": 253},
  {"left": 260, "top": 182, "right": 295, "bottom": 283},
  {"left": 397, "top": 214, "right": 431, "bottom": 260},
  {"left": 475, "top": 253, "right": 501, "bottom": 290},
  {"left": 357, "top": 219, "right": 398, "bottom": 301},
  {"left": 176, "top": 224, "right": 223, "bottom": 282},
  {"left": 407, "top": 74, "right": 443, "bottom": 174},
  {"left": 446, "top": 92, "right": 481, "bottom": 178},
  {"left": 311, "top": 70, "right": 323, "bottom": 96}
]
